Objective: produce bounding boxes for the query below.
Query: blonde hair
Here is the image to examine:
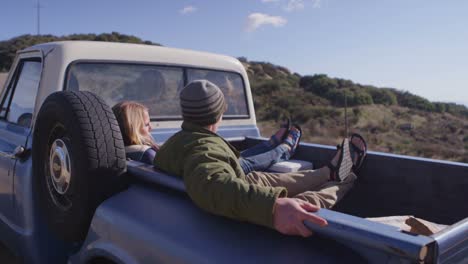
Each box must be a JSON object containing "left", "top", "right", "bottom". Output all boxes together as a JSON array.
[{"left": 112, "top": 101, "right": 159, "bottom": 149}]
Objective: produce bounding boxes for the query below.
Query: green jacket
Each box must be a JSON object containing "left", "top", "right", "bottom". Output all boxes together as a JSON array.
[{"left": 154, "top": 121, "right": 287, "bottom": 228}]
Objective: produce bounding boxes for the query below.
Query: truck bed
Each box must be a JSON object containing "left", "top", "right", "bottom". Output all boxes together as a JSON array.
[{"left": 76, "top": 136, "right": 467, "bottom": 264}]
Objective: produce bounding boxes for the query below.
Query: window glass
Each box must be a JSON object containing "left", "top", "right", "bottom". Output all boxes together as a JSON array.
[
  {"left": 187, "top": 69, "right": 248, "bottom": 118},
  {"left": 0, "top": 85, "right": 13, "bottom": 118},
  {"left": 67, "top": 63, "right": 249, "bottom": 120},
  {"left": 67, "top": 63, "right": 184, "bottom": 119},
  {"left": 6, "top": 61, "right": 41, "bottom": 127}
]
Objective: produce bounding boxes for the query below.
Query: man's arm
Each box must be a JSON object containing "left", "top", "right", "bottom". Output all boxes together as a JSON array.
[{"left": 184, "top": 142, "right": 328, "bottom": 235}]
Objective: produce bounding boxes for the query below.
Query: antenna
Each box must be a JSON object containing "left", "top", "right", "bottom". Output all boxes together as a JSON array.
[
  {"left": 35, "top": 0, "right": 43, "bottom": 35},
  {"left": 344, "top": 90, "right": 348, "bottom": 138}
]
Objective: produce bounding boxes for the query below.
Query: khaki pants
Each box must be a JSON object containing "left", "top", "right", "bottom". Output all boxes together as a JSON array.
[{"left": 245, "top": 167, "right": 356, "bottom": 208}]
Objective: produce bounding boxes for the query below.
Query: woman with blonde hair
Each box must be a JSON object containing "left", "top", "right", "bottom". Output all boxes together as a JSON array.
[{"left": 112, "top": 101, "right": 159, "bottom": 164}]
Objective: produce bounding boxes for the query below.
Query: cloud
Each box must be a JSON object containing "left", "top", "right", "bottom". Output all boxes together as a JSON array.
[
  {"left": 285, "top": 0, "right": 304, "bottom": 12},
  {"left": 179, "top": 6, "right": 197, "bottom": 15},
  {"left": 312, "top": 0, "right": 322, "bottom": 8},
  {"left": 245, "top": 13, "right": 287, "bottom": 32},
  {"left": 262, "top": 0, "right": 323, "bottom": 11}
]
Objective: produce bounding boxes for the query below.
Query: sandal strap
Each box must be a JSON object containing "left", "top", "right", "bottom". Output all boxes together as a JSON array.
[
  {"left": 283, "top": 125, "right": 302, "bottom": 156},
  {"left": 283, "top": 126, "right": 300, "bottom": 147},
  {"left": 349, "top": 133, "right": 367, "bottom": 172},
  {"left": 330, "top": 138, "right": 353, "bottom": 182},
  {"left": 327, "top": 160, "right": 338, "bottom": 181},
  {"left": 351, "top": 133, "right": 367, "bottom": 149}
]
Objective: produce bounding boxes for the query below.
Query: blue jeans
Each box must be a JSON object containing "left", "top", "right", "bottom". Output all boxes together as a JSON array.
[{"left": 239, "top": 141, "right": 290, "bottom": 174}]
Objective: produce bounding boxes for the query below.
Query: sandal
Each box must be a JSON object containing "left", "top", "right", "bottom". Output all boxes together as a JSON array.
[
  {"left": 334, "top": 134, "right": 367, "bottom": 173},
  {"left": 328, "top": 138, "right": 353, "bottom": 182},
  {"left": 269, "top": 118, "right": 291, "bottom": 146},
  {"left": 283, "top": 124, "right": 302, "bottom": 157},
  {"left": 349, "top": 133, "right": 367, "bottom": 173}
]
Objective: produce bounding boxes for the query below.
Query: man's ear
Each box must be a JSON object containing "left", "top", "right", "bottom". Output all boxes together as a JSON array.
[{"left": 205, "top": 123, "right": 213, "bottom": 131}]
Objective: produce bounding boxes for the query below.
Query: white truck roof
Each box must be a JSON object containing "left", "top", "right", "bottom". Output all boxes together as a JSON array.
[
  {"left": 24, "top": 41, "right": 246, "bottom": 74},
  {"left": 14, "top": 41, "right": 255, "bottom": 130}
]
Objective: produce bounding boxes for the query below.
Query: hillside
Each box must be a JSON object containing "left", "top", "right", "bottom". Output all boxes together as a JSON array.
[
  {"left": 0, "top": 34, "right": 467, "bottom": 163},
  {"left": 242, "top": 59, "right": 468, "bottom": 163},
  {"left": 0, "top": 32, "right": 159, "bottom": 71}
]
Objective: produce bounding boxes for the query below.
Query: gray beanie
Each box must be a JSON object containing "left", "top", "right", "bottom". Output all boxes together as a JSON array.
[{"left": 180, "top": 80, "right": 227, "bottom": 126}]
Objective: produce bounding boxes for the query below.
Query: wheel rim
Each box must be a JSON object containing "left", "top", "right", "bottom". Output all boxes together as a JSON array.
[{"left": 49, "top": 139, "right": 71, "bottom": 195}]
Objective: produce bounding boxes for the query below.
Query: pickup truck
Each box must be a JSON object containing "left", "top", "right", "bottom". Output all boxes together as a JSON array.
[{"left": 0, "top": 41, "right": 466, "bottom": 264}]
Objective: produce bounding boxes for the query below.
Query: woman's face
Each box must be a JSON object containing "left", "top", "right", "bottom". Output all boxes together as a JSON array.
[{"left": 140, "top": 110, "right": 152, "bottom": 137}]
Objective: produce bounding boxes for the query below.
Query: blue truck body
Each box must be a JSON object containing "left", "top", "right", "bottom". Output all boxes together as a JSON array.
[{"left": 67, "top": 133, "right": 468, "bottom": 264}]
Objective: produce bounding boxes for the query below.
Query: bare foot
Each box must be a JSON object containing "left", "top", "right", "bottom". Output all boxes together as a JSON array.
[
  {"left": 269, "top": 127, "right": 288, "bottom": 146},
  {"left": 268, "top": 119, "right": 290, "bottom": 146}
]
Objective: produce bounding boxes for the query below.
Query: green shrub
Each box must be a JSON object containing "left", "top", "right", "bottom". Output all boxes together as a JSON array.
[
  {"left": 326, "top": 89, "right": 373, "bottom": 106},
  {"left": 300, "top": 74, "right": 338, "bottom": 96},
  {"left": 444, "top": 103, "right": 468, "bottom": 117},
  {"left": 434, "top": 102, "right": 447, "bottom": 113},
  {"left": 369, "top": 88, "right": 397, "bottom": 105},
  {"left": 251, "top": 80, "right": 282, "bottom": 95},
  {"left": 397, "top": 91, "right": 435, "bottom": 111}
]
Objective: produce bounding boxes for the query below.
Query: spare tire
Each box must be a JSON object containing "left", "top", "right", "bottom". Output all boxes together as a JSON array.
[{"left": 33, "top": 91, "right": 127, "bottom": 242}]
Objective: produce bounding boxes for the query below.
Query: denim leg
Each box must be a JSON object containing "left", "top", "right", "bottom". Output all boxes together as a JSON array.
[
  {"left": 239, "top": 144, "right": 290, "bottom": 174},
  {"left": 240, "top": 141, "right": 273, "bottom": 158}
]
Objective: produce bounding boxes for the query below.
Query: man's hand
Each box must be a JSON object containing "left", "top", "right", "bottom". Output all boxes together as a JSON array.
[{"left": 273, "top": 198, "right": 328, "bottom": 237}]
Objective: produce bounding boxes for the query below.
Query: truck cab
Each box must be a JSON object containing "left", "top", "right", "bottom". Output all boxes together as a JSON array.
[{"left": 0, "top": 41, "right": 466, "bottom": 264}]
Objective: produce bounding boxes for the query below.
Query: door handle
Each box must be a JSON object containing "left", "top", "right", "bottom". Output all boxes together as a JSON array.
[
  {"left": 0, "top": 146, "right": 28, "bottom": 159},
  {"left": 13, "top": 146, "right": 26, "bottom": 158}
]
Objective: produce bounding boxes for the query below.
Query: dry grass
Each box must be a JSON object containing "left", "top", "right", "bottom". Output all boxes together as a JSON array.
[{"left": 258, "top": 104, "right": 468, "bottom": 163}]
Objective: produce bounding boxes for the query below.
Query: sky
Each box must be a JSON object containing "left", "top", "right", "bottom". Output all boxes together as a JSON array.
[{"left": 1, "top": 0, "right": 468, "bottom": 106}]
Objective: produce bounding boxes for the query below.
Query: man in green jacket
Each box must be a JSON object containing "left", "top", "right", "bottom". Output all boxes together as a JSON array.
[{"left": 155, "top": 80, "right": 364, "bottom": 237}]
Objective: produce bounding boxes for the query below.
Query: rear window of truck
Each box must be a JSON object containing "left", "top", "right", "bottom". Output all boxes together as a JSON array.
[{"left": 66, "top": 63, "right": 249, "bottom": 120}]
